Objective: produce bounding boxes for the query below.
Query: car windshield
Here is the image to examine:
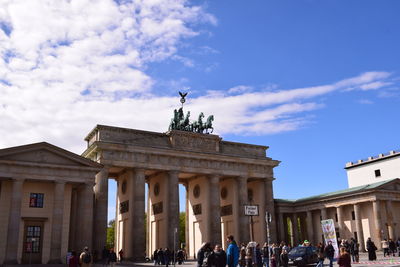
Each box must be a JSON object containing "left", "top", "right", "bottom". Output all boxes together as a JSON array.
[{"left": 288, "top": 247, "right": 307, "bottom": 255}]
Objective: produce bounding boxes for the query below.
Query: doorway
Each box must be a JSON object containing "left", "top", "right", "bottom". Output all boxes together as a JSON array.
[{"left": 21, "top": 221, "right": 44, "bottom": 264}]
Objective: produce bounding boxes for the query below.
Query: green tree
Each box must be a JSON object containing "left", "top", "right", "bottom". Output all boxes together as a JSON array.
[
  {"left": 179, "top": 212, "right": 186, "bottom": 247},
  {"left": 106, "top": 219, "right": 115, "bottom": 248}
]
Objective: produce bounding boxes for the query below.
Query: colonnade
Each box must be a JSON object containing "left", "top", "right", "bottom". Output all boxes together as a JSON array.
[
  {"left": 278, "top": 199, "right": 398, "bottom": 251},
  {"left": 107, "top": 167, "right": 276, "bottom": 260}
]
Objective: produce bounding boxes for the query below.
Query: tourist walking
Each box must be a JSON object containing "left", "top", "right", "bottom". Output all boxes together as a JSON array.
[
  {"left": 280, "top": 249, "right": 289, "bottom": 267},
  {"left": 164, "top": 248, "right": 171, "bottom": 267},
  {"left": 108, "top": 248, "right": 117, "bottom": 267},
  {"left": 118, "top": 249, "right": 124, "bottom": 262},
  {"left": 324, "top": 241, "right": 335, "bottom": 267},
  {"left": 245, "top": 243, "right": 254, "bottom": 267},
  {"left": 349, "top": 238, "right": 359, "bottom": 262},
  {"left": 101, "top": 246, "right": 110, "bottom": 267},
  {"left": 68, "top": 251, "right": 79, "bottom": 267},
  {"left": 197, "top": 243, "right": 210, "bottom": 267},
  {"left": 80, "top": 247, "right": 92, "bottom": 267},
  {"left": 337, "top": 247, "right": 351, "bottom": 267},
  {"left": 366, "top": 238, "right": 377, "bottom": 261},
  {"left": 256, "top": 244, "right": 263, "bottom": 267},
  {"left": 153, "top": 249, "right": 159, "bottom": 265},
  {"left": 207, "top": 245, "right": 227, "bottom": 267},
  {"left": 158, "top": 248, "right": 165, "bottom": 265},
  {"left": 389, "top": 239, "right": 396, "bottom": 257},
  {"left": 397, "top": 238, "right": 400, "bottom": 257},
  {"left": 239, "top": 243, "right": 246, "bottom": 267},
  {"left": 226, "top": 235, "right": 239, "bottom": 267},
  {"left": 316, "top": 243, "right": 324, "bottom": 267},
  {"left": 261, "top": 243, "right": 269, "bottom": 267},
  {"left": 382, "top": 238, "right": 389, "bottom": 257}
]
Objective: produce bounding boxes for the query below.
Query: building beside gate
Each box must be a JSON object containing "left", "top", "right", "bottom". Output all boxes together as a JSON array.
[
  {"left": 0, "top": 142, "right": 102, "bottom": 264},
  {"left": 275, "top": 149, "right": 400, "bottom": 251}
]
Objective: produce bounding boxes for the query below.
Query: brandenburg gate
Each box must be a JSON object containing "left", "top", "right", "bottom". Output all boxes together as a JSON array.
[{"left": 82, "top": 97, "right": 279, "bottom": 260}]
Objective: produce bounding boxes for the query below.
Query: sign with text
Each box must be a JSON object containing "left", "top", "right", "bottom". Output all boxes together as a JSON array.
[
  {"left": 321, "top": 219, "right": 339, "bottom": 258},
  {"left": 244, "top": 205, "right": 259, "bottom": 216}
]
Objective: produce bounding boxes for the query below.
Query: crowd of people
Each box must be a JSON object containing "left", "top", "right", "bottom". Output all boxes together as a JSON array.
[{"left": 69, "top": 236, "right": 400, "bottom": 267}]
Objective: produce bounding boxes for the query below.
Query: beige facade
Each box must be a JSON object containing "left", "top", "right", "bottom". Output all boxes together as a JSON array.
[
  {"left": 275, "top": 179, "right": 400, "bottom": 251},
  {"left": 82, "top": 125, "right": 279, "bottom": 260},
  {"left": 0, "top": 142, "right": 102, "bottom": 264}
]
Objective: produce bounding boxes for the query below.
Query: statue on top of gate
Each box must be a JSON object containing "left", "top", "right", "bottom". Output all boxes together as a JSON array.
[{"left": 168, "top": 92, "right": 214, "bottom": 134}]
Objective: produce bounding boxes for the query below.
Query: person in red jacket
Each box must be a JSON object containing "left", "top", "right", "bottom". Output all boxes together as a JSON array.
[{"left": 337, "top": 247, "right": 351, "bottom": 267}]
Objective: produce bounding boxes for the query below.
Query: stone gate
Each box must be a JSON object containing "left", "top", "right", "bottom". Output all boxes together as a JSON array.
[{"left": 82, "top": 124, "right": 279, "bottom": 260}]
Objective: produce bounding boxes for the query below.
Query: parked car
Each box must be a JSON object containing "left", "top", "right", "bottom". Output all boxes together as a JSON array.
[{"left": 288, "top": 246, "right": 318, "bottom": 266}]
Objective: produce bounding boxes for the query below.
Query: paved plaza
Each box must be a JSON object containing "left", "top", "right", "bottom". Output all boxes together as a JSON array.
[{"left": 107, "top": 252, "right": 400, "bottom": 267}]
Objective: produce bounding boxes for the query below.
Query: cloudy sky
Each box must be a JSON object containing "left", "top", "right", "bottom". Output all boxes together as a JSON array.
[{"left": 1, "top": 0, "right": 400, "bottom": 219}]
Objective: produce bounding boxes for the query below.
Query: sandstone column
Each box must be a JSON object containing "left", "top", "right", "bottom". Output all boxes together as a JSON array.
[
  {"left": 69, "top": 188, "right": 78, "bottom": 251},
  {"left": 278, "top": 211, "right": 286, "bottom": 243},
  {"left": 291, "top": 213, "right": 299, "bottom": 246},
  {"left": 128, "top": 168, "right": 146, "bottom": 261},
  {"left": 336, "top": 206, "right": 344, "bottom": 239},
  {"left": 94, "top": 168, "right": 109, "bottom": 255},
  {"left": 48, "top": 181, "right": 66, "bottom": 263},
  {"left": 4, "top": 178, "right": 24, "bottom": 264},
  {"left": 372, "top": 200, "right": 383, "bottom": 247},
  {"left": 167, "top": 171, "right": 180, "bottom": 250},
  {"left": 306, "top": 210, "right": 314, "bottom": 244},
  {"left": 354, "top": 203, "right": 365, "bottom": 251},
  {"left": 184, "top": 182, "right": 190, "bottom": 255},
  {"left": 209, "top": 174, "right": 222, "bottom": 246},
  {"left": 237, "top": 176, "right": 250, "bottom": 243},
  {"left": 81, "top": 182, "right": 94, "bottom": 250},
  {"left": 321, "top": 208, "right": 328, "bottom": 220},
  {"left": 385, "top": 200, "right": 395, "bottom": 239},
  {"left": 264, "top": 179, "right": 277, "bottom": 243}
]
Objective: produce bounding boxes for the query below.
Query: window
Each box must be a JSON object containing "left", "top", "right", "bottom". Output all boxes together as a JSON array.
[
  {"left": 375, "top": 169, "right": 381, "bottom": 177},
  {"left": 29, "top": 193, "right": 44, "bottom": 208},
  {"left": 351, "top": 211, "right": 355, "bottom": 220}
]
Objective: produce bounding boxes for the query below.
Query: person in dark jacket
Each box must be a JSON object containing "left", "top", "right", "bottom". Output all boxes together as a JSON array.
[
  {"left": 164, "top": 248, "right": 171, "bottom": 267},
  {"left": 158, "top": 249, "right": 165, "bottom": 265},
  {"left": 261, "top": 243, "right": 269, "bottom": 267},
  {"left": 197, "top": 242, "right": 211, "bottom": 267},
  {"left": 366, "top": 238, "right": 377, "bottom": 261},
  {"left": 280, "top": 249, "right": 289, "bottom": 267},
  {"left": 324, "top": 241, "right": 335, "bottom": 267},
  {"left": 153, "top": 249, "right": 159, "bottom": 265},
  {"left": 349, "top": 238, "right": 359, "bottom": 262},
  {"left": 255, "top": 244, "right": 262, "bottom": 267},
  {"left": 207, "top": 245, "right": 227, "bottom": 267},
  {"left": 108, "top": 248, "right": 117, "bottom": 267},
  {"left": 389, "top": 239, "right": 396, "bottom": 257},
  {"left": 337, "top": 247, "right": 351, "bottom": 267}
]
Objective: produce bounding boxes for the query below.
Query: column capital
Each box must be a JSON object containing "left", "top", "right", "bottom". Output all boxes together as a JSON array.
[
  {"left": 11, "top": 178, "right": 25, "bottom": 183},
  {"left": 54, "top": 179, "right": 67, "bottom": 185}
]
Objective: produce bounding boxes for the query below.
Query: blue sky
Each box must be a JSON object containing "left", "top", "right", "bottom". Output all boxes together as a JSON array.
[{"left": 0, "top": 0, "right": 399, "bottom": 221}]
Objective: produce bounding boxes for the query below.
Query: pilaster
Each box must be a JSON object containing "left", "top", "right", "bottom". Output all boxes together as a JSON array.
[{"left": 372, "top": 200, "right": 383, "bottom": 247}]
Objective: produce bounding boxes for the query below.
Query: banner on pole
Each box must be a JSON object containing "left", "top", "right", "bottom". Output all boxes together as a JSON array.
[{"left": 321, "top": 219, "right": 339, "bottom": 258}]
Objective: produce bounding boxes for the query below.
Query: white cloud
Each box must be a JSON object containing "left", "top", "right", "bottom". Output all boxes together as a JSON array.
[{"left": 0, "top": 1, "right": 396, "bottom": 154}]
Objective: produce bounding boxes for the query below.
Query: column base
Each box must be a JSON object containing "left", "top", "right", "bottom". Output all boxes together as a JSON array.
[
  {"left": 47, "top": 259, "right": 63, "bottom": 264},
  {"left": 3, "top": 259, "right": 19, "bottom": 264}
]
